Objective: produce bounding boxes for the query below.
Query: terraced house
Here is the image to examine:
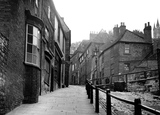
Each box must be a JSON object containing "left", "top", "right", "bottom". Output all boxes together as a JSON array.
[{"left": 0, "top": 0, "right": 71, "bottom": 114}]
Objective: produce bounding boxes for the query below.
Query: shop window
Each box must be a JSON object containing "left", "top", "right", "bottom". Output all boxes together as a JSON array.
[{"left": 25, "top": 24, "right": 40, "bottom": 67}]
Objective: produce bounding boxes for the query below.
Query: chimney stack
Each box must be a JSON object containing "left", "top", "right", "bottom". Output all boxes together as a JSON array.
[
  {"left": 143, "top": 22, "right": 152, "bottom": 43},
  {"left": 119, "top": 22, "right": 126, "bottom": 35},
  {"left": 113, "top": 24, "right": 119, "bottom": 39}
]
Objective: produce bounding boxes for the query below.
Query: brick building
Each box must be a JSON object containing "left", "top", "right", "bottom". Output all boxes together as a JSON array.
[
  {"left": 71, "top": 30, "right": 111, "bottom": 85},
  {"left": 98, "top": 22, "right": 153, "bottom": 84},
  {"left": 70, "top": 50, "right": 81, "bottom": 85},
  {"left": 70, "top": 40, "right": 90, "bottom": 85},
  {"left": 0, "top": 0, "right": 71, "bottom": 114}
]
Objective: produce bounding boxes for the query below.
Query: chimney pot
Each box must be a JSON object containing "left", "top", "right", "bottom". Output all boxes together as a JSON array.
[
  {"left": 148, "top": 22, "right": 150, "bottom": 26},
  {"left": 145, "top": 23, "right": 147, "bottom": 27}
]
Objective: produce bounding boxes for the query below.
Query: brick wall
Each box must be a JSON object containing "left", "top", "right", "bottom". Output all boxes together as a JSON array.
[{"left": 0, "top": 0, "right": 25, "bottom": 114}]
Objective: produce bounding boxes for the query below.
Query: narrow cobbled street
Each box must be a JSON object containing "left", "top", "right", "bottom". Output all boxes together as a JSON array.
[{"left": 6, "top": 86, "right": 101, "bottom": 115}]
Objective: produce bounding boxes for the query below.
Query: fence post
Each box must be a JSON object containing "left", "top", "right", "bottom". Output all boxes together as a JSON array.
[
  {"left": 157, "top": 49, "right": 160, "bottom": 94},
  {"left": 86, "top": 82, "right": 89, "bottom": 96},
  {"left": 134, "top": 98, "right": 142, "bottom": 115},
  {"left": 86, "top": 81, "right": 88, "bottom": 94},
  {"left": 95, "top": 86, "right": 99, "bottom": 113},
  {"left": 106, "top": 89, "right": 111, "bottom": 115},
  {"left": 88, "top": 83, "right": 91, "bottom": 99},
  {"left": 90, "top": 84, "right": 93, "bottom": 104}
]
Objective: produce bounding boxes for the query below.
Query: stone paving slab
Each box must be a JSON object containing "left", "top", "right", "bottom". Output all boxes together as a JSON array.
[{"left": 6, "top": 86, "right": 104, "bottom": 115}]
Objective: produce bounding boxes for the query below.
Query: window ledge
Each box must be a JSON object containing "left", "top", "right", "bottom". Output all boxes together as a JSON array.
[
  {"left": 124, "top": 53, "right": 131, "bottom": 55},
  {"left": 23, "top": 62, "right": 41, "bottom": 71}
]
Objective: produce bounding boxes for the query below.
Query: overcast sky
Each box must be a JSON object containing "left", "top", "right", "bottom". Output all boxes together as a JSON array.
[{"left": 53, "top": 0, "right": 160, "bottom": 43}]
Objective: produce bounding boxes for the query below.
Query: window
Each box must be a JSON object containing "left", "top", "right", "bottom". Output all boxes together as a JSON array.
[
  {"left": 35, "top": 0, "right": 38, "bottom": 15},
  {"left": 72, "top": 64, "right": 74, "bottom": 71},
  {"left": 87, "top": 50, "right": 89, "bottom": 54},
  {"left": 102, "top": 53, "right": 104, "bottom": 63},
  {"left": 111, "top": 69, "right": 114, "bottom": 75},
  {"left": 75, "top": 63, "right": 77, "bottom": 69},
  {"left": 44, "top": 58, "right": 50, "bottom": 85},
  {"left": 105, "top": 78, "right": 110, "bottom": 84},
  {"left": 58, "top": 27, "right": 60, "bottom": 43},
  {"left": 48, "top": 6, "right": 51, "bottom": 19},
  {"left": 62, "top": 37, "right": 65, "bottom": 52},
  {"left": 102, "top": 68, "right": 104, "bottom": 78},
  {"left": 25, "top": 24, "right": 40, "bottom": 67},
  {"left": 111, "top": 63, "right": 114, "bottom": 75},
  {"left": 124, "top": 63, "right": 130, "bottom": 71},
  {"left": 45, "top": 27, "right": 49, "bottom": 41},
  {"left": 124, "top": 43, "right": 130, "bottom": 54},
  {"left": 35, "top": 0, "right": 38, "bottom": 7}
]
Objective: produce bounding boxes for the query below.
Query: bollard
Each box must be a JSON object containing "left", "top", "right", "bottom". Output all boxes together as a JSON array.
[
  {"left": 106, "top": 89, "right": 111, "bottom": 115},
  {"left": 90, "top": 85, "right": 93, "bottom": 104},
  {"left": 134, "top": 98, "right": 142, "bottom": 115},
  {"left": 95, "top": 86, "right": 99, "bottom": 113}
]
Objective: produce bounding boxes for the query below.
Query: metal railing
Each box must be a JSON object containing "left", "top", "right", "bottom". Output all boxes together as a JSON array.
[{"left": 86, "top": 80, "right": 160, "bottom": 115}]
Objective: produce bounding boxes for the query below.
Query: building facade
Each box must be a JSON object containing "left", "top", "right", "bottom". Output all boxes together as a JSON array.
[
  {"left": 70, "top": 51, "right": 81, "bottom": 85},
  {"left": 0, "top": 0, "right": 71, "bottom": 114},
  {"left": 99, "top": 22, "right": 153, "bottom": 85},
  {"left": 70, "top": 40, "right": 90, "bottom": 85}
]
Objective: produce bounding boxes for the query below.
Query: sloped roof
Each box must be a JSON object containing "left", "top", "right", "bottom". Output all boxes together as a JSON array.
[
  {"left": 90, "top": 29, "right": 109, "bottom": 43},
  {"left": 120, "top": 30, "right": 146, "bottom": 43},
  {"left": 99, "top": 29, "right": 150, "bottom": 57},
  {"left": 76, "top": 40, "right": 91, "bottom": 52}
]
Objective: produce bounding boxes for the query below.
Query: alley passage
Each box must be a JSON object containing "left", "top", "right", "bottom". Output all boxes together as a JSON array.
[{"left": 6, "top": 86, "right": 99, "bottom": 115}]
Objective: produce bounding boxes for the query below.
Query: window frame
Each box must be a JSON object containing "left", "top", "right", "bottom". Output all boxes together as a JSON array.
[
  {"left": 124, "top": 63, "right": 130, "bottom": 71},
  {"left": 25, "top": 24, "right": 41, "bottom": 67},
  {"left": 124, "top": 43, "right": 130, "bottom": 54},
  {"left": 44, "top": 57, "right": 50, "bottom": 85}
]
